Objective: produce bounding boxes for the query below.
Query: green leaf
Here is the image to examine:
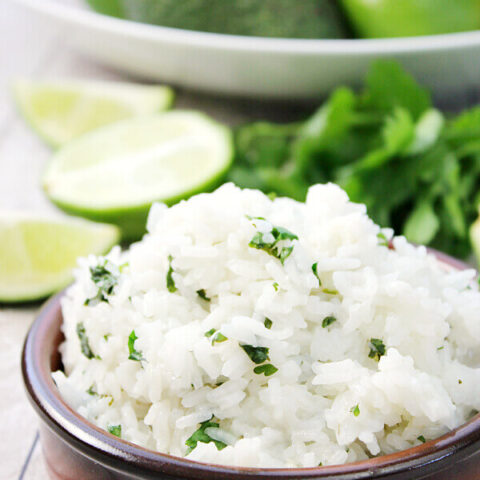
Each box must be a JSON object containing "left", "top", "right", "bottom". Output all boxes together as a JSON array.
[
  {"left": 85, "top": 260, "right": 119, "bottom": 306},
  {"left": 403, "top": 199, "right": 440, "bottom": 245},
  {"left": 351, "top": 405, "right": 360, "bottom": 417},
  {"left": 368, "top": 338, "right": 386, "bottom": 361},
  {"left": 185, "top": 417, "right": 227, "bottom": 453},
  {"left": 166, "top": 255, "right": 177, "bottom": 293},
  {"left": 205, "top": 328, "right": 216, "bottom": 338},
  {"left": 417, "top": 435, "right": 426, "bottom": 444},
  {"left": 196, "top": 289, "right": 211, "bottom": 302},
  {"left": 108, "top": 424, "right": 121, "bottom": 437},
  {"left": 76, "top": 322, "right": 99, "bottom": 360},
  {"left": 205, "top": 328, "right": 227, "bottom": 344},
  {"left": 86, "top": 384, "right": 98, "bottom": 396},
  {"left": 322, "top": 316, "right": 337, "bottom": 328},
  {"left": 312, "top": 262, "right": 322, "bottom": 286},
  {"left": 253, "top": 363, "right": 278, "bottom": 376},
  {"left": 363, "top": 61, "right": 432, "bottom": 120},
  {"left": 407, "top": 109, "right": 444, "bottom": 155},
  {"left": 240, "top": 344, "right": 270, "bottom": 364},
  {"left": 293, "top": 88, "right": 357, "bottom": 174},
  {"left": 247, "top": 218, "right": 298, "bottom": 264},
  {"left": 377, "top": 232, "right": 389, "bottom": 247},
  {"left": 234, "top": 121, "right": 299, "bottom": 169},
  {"left": 128, "top": 330, "right": 144, "bottom": 362},
  {"left": 264, "top": 318, "right": 273, "bottom": 329}
]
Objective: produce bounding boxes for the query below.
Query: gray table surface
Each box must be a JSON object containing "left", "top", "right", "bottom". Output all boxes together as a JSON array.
[{"left": 2, "top": 1, "right": 480, "bottom": 479}]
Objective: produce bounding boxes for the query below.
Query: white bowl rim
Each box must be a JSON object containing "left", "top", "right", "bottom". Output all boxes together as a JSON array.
[{"left": 15, "top": 0, "right": 480, "bottom": 55}]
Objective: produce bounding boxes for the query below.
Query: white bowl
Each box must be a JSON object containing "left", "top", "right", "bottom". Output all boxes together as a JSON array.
[{"left": 15, "top": 0, "right": 480, "bottom": 99}]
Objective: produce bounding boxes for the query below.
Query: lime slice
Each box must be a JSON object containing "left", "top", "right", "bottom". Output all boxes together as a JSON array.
[
  {"left": 0, "top": 214, "right": 120, "bottom": 303},
  {"left": 470, "top": 215, "right": 480, "bottom": 267},
  {"left": 13, "top": 80, "right": 174, "bottom": 148},
  {"left": 42, "top": 111, "right": 233, "bottom": 241}
]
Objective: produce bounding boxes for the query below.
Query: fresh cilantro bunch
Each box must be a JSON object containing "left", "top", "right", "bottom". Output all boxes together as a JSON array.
[{"left": 229, "top": 61, "right": 480, "bottom": 258}]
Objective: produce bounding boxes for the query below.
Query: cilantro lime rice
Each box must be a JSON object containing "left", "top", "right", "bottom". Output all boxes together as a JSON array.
[{"left": 53, "top": 183, "right": 480, "bottom": 467}]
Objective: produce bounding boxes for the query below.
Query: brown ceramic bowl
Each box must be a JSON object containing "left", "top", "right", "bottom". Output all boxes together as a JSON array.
[{"left": 22, "top": 251, "right": 480, "bottom": 480}]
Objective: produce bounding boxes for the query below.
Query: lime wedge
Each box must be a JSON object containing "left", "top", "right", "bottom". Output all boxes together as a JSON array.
[
  {"left": 470, "top": 215, "right": 480, "bottom": 267},
  {"left": 42, "top": 111, "right": 233, "bottom": 241},
  {"left": 13, "top": 80, "right": 174, "bottom": 148},
  {"left": 0, "top": 214, "right": 120, "bottom": 303}
]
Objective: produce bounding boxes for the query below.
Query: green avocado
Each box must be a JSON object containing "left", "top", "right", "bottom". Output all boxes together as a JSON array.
[
  {"left": 340, "top": 0, "right": 480, "bottom": 38},
  {"left": 86, "top": 0, "right": 349, "bottom": 39}
]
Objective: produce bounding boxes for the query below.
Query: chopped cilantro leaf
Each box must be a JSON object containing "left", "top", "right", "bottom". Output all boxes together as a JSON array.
[
  {"left": 273, "top": 282, "right": 279, "bottom": 291},
  {"left": 417, "top": 435, "right": 426, "bottom": 443},
  {"left": 128, "top": 330, "right": 144, "bottom": 362},
  {"left": 76, "top": 322, "right": 99, "bottom": 360},
  {"left": 322, "top": 288, "right": 339, "bottom": 295},
  {"left": 253, "top": 364, "right": 278, "bottom": 376},
  {"left": 279, "top": 245, "right": 294, "bottom": 264},
  {"left": 85, "top": 260, "right": 119, "bottom": 306},
  {"left": 351, "top": 405, "right": 360, "bottom": 417},
  {"left": 108, "top": 425, "right": 121, "bottom": 437},
  {"left": 241, "top": 344, "right": 269, "bottom": 364},
  {"left": 166, "top": 255, "right": 177, "bottom": 293},
  {"left": 246, "top": 215, "right": 266, "bottom": 222},
  {"left": 247, "top": 218, "right": 298, "bottom": 265},
  {"left": 197, "top": 289, "right": 211, "bottom": 301},
  {"left": 185, "top": 417, "right": 227, "bottom": 453},
  {"left": 205, "top": 329, "right": 227, "bottom": 344},
  {"left": 213, "top": 333, "right": 227, "bottom": 344},
  {"left": 322, "top": 316, "right": 337, "bottom": 328},
  {"left": 377, "top": 232, "right": 390, "bottom": 247},
  {"left": 368, "top": 338, "right": 386, "bottom": 361},
  {"left": 273, "top": 226, "right": 298, "bottom": 242},
  {"left": 264, "top": 318, "right": 273, "bottom": 329},
  {"left": 312, "top": 262, "right": 322, "bottom": 286},
  {"left": 104, "top": 334, "right": 111, "bottom": 341},
  {"left": 86, "top": 384, "right": 98, "bottom": 396}
]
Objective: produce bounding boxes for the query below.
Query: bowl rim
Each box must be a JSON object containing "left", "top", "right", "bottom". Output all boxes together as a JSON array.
[
  {"left": 22, "top": 249, "right": 480, "bottom": 479},
  {"left": 15, "top": 0, "right": 480, "bottom": 55}
]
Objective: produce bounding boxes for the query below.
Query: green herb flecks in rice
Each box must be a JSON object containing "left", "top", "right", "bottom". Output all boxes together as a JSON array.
[
  {"left": 76, "top": 322, "right": 99, "bottom": 360},
  {"left": 322, "top": 316, "right": 337, "bottom": 328},
  {"left": 108, "top": 424, "right": 122, "bottom": 437},
  {"left": 377, "top": 232, "right": 390, "bottom": 247},
  {"left": 253, "top": 364, "right": 278, "bottom": 376},
  {"left": 185, "top": 417, "right": 227, "bottom": 453},
  {"left": 417, "top": 435, "right": 426, "bottom": 443},
  {"left": 322, "top": 288, "right": 339, "bottom": 295},
  {"left": 272, "top": 282, "right": 279, "bottom": 291},
  {"left": 241, "top": 344, "right": 270, "bottom": 364},
  {"left": 368, "top": 338, "right": 386, "bottom": 361},
  {"left": 264, "top": 318, "right": 273, "bottom": 329},
  {"left": 85, "top": 260, "right": 119, "bottom": 306},
  {"left": 312, "top": 262, "right": 322, "bottom": 286},
  {"left": 86, "top": 384, "right": 98, "bottom": 396},
  {"left": 128, "top": 330, "right": 144, "bottom": 362},
  {"left": 205, "top": 328, "right": 227, "bottom": 344},
  {"left": 166, "top": 255, "right": 177, "bottom": 293},
  {"left": 247, "top": 216, "right": 298, "bottom": 265},
  {"left": 351, "top": 405, "right": 360, "bottom": 417},
  {"left": 197, "top": 289, "right": 211, "bottom": 301}
]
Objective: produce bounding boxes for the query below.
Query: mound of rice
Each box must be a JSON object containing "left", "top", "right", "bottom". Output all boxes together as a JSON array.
[{"left": 53, "top": 183, "right": 480, "bottom": 468}]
